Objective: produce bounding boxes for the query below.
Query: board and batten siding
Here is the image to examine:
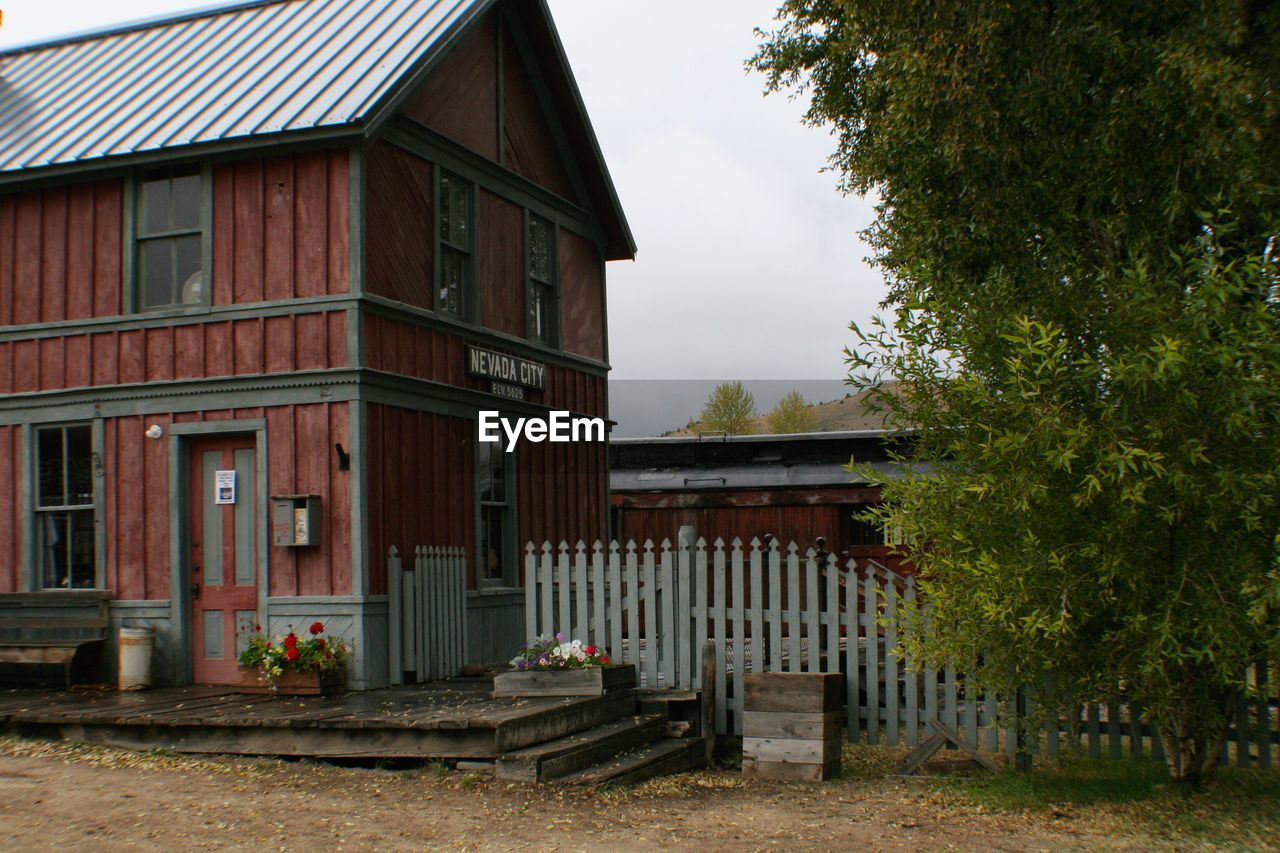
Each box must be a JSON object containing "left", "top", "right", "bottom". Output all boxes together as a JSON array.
[
  {"left": 365, "top": 405, "right": 475, "bottom": 597},
  {"left": 0, "top": 311, "right": 347, "bottom": 394},
  {"left": 211, "top": 150, "right": 351, "bottom": 303},
  {"left": 518, "top": 438, "right": 608, "bottom": 551},
  {"left": 502, "top": 27, "right": 576, "bottom": 202},
  {"left": 0, "top": 180, "right": 123, "bottom": 325},
  {"left": 478, "top": 189, "right": 526, "bottom": 338}
]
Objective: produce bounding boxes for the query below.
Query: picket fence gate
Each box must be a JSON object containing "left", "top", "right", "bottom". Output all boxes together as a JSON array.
[
  {"left": 387, "top": 546, "right": 468, "bottom": 686},
  {"left": 524, "top": 537, "right": 1279, "bottom": 768}
]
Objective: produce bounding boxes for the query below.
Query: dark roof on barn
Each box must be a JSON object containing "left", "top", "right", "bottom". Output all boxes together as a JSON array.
[
  {"left": 609, "top": 430, "right": 921, "bottom": 493},
  {"left": 0, "top": 0, "right": 635, "bottom": 259}
]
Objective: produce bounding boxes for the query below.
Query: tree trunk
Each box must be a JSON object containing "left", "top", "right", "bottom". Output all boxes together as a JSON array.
[{"left": 1157, "top": 688, "right": 1238, "bottom": 789}]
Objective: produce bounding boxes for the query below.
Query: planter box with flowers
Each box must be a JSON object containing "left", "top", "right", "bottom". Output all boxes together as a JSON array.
[
  {"left": 237, "top": 622, "right": 351, "bottom": 697},
  {"left": 492, "top": 634, "right": 636, "bottom": 698}
]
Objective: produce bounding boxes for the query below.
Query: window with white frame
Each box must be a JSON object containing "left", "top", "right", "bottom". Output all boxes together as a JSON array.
[
  {"left": 527, "top": 214, "right": 558, "bottom": 346},
  {"left": 437, "top": 171, "right": 473, "bottom": 318},
  {"left": 35, "top": 424, "right": 97, "bottom": 589}
]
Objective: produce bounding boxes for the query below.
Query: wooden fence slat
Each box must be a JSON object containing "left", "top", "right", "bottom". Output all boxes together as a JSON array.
[
  {"left": 713, "top": 538, "right": 728, "bottom": 735},
  {"left": 660, "top": 540, "right": 676, "bottom": 689},
  {"left": 642, "top": 540, "right": 658, "bottom": 689},
  {"left": 592, "top": 542, "right": 607, "bottom": 652},
  {"left": 985, "top": 692, "right": 999, "bottom": 753},
  {"left": 824, "top": 553, "right": 839, "bottom": 677},
  {"left": 963, "top": 680, "right": 978, "bottom": 750},
  {"left": 787, "top": 544, "right": 802, "bottom": 673},
  {"left": 845, "top": 561, "right": 859, "bottom": 743},
  {"left": 944, "top": 665, "right": 959, "bottom": 743},
  {"left": 540, "top": 543, "right": 554, "bottom": 639},
  {"left": 884, "top": 570, "right": 900, "bottom": 747},
  {"left": 694, "top": 539, "right": 708, "bottom": 690},
  {"left": 608, "top": 542, "right": 623, "bottom": 662},
  {"left": 768, "top": 543, "right": 782, "bottom": 671},
  {"left": 903, "top": 575, "right": 918, "bottom": 747},
  {"left": 557, "top": 542, "right": 571, "bottom": 641},
  {"left": 402, "top": 566, "right": 416, "bottom": 677},
  {"left": 388, "top": 547, "right": 402, "bottom": 687},
  {"left": 574, "top": 542, "right": 589, "bottom": 642},
  {"left": 676, "top": 532, "right": 693, "bottom": 688},
  {"left": 1087, "top": 704, "right": 1101, "bottom": 758},
  {"left": 805, "top": 550, "right": 820, "bottom": 674},
  {"left": 524, "top": 545, "right": 537, "bottom": 644},
  {"left": 731, "top": 539, "right": 746, "bottom": 735},
  {"left": 864, "top": 566, "right": 879, "bottom": 744},
  {"left": 1108, "top": 700, "right": 1122, "bottom": 760},
  {"left": 749, "top": 539, "right": 763, "bottom": 681},
  {"left": 625, "top": 542, "right": 640, "bottom": 667},
  {"left": 415, "top": 548, "right": 427, "bottom": 682}
]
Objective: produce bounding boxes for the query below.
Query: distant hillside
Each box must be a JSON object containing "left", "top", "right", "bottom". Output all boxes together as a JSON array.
[{"left": 668, "top": 382, "right": 900, "bottom": 437}]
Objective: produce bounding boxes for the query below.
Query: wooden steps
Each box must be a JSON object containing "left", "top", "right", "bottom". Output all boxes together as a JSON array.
[
  {"left": 554, "top": 737, "right": 706, "bottom": 787},
  {"left": 496, "top": 714, "right": 666, "bottom": 782}
]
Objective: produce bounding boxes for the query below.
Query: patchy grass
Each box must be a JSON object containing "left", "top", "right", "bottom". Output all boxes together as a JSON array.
[{"left": 932, "top": 753, "right": 1280, "bottom": 849}]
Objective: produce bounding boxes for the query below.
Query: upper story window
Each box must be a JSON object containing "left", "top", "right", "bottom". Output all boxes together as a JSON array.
[
  {"left": 527, "top": 214, "right": 558, "bottom": 346},
  {"left": 136, "top": 165, "right": 205, "bottom": 310},
  {"left": 437, "top": 171, "right": 474, "bottom": 319},
  {"left": 36, "top": 424, "right": 97, "bottom": 589}
]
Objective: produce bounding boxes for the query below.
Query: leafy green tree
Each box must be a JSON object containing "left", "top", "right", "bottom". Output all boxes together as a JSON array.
[
  {"left": 767, "top": 390, "right": 818, "bottom": 434},
  {"left": 753, "top": 1, "right": 1280, "bottom": 785},
  {"left": 698, "top": 382, "right": 758, "bottom": 436}
]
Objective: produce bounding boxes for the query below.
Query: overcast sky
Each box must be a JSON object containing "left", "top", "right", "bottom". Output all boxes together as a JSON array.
[{"left": 0, "top": 0, "right": 887, "bottom": 381}]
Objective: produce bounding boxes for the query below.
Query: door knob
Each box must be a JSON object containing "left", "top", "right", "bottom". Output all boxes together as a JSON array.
[{"left": 191, "top": 583, "right": 201, "bottom": 599}]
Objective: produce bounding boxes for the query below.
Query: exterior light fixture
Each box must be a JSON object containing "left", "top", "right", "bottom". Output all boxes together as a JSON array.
[{"left": 145, "top": 424, "right": 164, "bottom": 440}]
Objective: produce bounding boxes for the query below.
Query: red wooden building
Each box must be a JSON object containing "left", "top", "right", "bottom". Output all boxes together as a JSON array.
[
  {"left": 609, "top": 431, "right": 911, "bottom": 572},
  {"left": 0, "top": 0, "right": 633, "bottom": 687}
]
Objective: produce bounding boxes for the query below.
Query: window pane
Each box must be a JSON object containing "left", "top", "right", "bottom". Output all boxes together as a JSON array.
[
  {"left": 65, "top": 426, "right": 93, "bottom": 506},
  {"left": 37, "top": 428, "right": 64, "bottom": 507},
  {"left": 481, "top": 507, "right": 506, "bottom": 581},
  {"left": 175, "top": 235, "right": 203, "bottom": 304},
  {"left": 479, "top": 441, "right": 494, "bottom": 503},
  {"left": 40, "top": 512, "right": 70, "bottom": 588},
  {"left": 171, "top": 172, "right": 202, "bottom": 230},
  {"left": 528, "top": 218, "right": 551, "bottom": 282},
  {"left": 68, "top": 509, "right": 96, "bottom": 588},
  {"left": 141, "top": 175, "right": 171, "bottom": 235},
  {"left": 140, "top": 239, "right": 174, "bottom": 308},
  {"left": 440, "top": 175, "right": 469, "bottom": 246},
  {"left": 440, "top": 248, "right": 463, "bottom": 315}
]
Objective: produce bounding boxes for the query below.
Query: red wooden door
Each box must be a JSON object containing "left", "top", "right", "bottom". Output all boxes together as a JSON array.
[{"left": 189, "top": 438, "right": 258, "bottom": 685}]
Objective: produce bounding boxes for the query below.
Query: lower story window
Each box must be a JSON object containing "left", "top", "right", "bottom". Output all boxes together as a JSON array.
[
  {"left": 478, "top": 441, "right": 515, "bottom": 586},
  {"left": 36, "top": 424, "right": 96, "bottom": 589}
]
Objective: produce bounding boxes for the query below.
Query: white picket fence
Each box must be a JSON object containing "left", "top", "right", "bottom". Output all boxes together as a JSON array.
[
  {"left": 524, "top": 537, "right": 1280, "bottom": 767},
  {"left": 387, "top": 546, "right": 468, "bottom": 685}
]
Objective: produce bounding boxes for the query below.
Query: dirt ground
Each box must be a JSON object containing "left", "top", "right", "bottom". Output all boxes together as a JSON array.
[{"left": 0, "top": 736, "right": 1161, "bottom": 851}]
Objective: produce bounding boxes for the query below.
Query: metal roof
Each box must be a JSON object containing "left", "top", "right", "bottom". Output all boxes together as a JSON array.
[{"left": 0, "top": 0, "right": 488, "bottom": 174}]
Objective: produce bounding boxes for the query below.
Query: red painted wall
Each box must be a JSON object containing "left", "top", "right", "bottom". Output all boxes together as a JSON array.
[
  {"left": 401, "top": 15, "right": 500, "bottom": 161},
  {"left": 211, "top": 150, "right": 350, "bottom": 303},
  {"left": 478, "top": 189, "right": 525, "bottom": 337},
  {"left": 559, "top": 230, "right": 605, "bottom": 361},
  {"left": 365, "top": 141, "right": 434, "bottom": 310},
  {"left": 518, "top": 438, "right": 607, "bottom": 550},
  {"left": 503, "top": 30, "right": 575, "bottom": 201},
  {"left": 0, "top": 310, "right": 347, "bottom": 394},
  {"left": 0, "top": 180, "right": 122, "bottom": 325},
  {"left": 365, "top": 405, "right": 475, "bottom": 595}
]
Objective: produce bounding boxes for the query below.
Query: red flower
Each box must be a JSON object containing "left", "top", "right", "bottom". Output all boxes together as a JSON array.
[
  {"left": 309, "top": 622, "right": 325, "bottom": 635},
  {"left": 286, "top": 646, "right": 300, "bottom": 662},
  {"left": 284, "top": 633, "right": 298, "bottom": 648},
  {"left": 601, "top": 655, "right": 611, "bottom": 664},
  {"left": 584, "top": 645, "right": 598, "bottom": 656},
  {"left": 315, "top": 638, "right": 326, "bottom": 650},
  {"left": 254, "top": 624, "right": 262, "bottom": 632}
]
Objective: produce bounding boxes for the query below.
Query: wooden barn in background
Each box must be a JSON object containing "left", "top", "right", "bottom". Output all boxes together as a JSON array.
[
  {"left": 609, "top": 431, "right": 913, "bottom": 573},
  {"left": 0, "top": 0, "right": 632, "bottom": 687}
]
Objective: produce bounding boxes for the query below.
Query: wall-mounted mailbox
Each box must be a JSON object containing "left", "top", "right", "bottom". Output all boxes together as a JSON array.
[{"left": 271, "top": 495, "right": 321, "bottom": 547}]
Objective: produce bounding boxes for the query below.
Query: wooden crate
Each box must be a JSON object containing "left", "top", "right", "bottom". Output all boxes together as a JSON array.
[
  {"left": 492, "top": 664, "right": 637, "bottom": 698},
  {"left": 742, "top": 672, "right": 843, "bottom": 782}
]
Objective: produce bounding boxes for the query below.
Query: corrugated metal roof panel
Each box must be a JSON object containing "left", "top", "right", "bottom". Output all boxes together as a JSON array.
[{"left": 0, "top": 0, "right": 484, "bottom": 174}]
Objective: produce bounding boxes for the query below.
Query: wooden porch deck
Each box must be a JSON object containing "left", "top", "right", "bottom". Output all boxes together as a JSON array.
[{"left": 0, "top": 682, "right": 638, "bottom": 760}]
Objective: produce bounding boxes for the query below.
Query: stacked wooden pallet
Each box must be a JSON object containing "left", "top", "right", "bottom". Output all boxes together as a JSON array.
[{"left": 742, "top": 672, "right": 843, "bottom": 781}]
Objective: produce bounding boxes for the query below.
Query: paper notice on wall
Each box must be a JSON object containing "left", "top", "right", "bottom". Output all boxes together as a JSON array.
[{"left": 215, "top": 470, "right": 236, "bottom": 505}]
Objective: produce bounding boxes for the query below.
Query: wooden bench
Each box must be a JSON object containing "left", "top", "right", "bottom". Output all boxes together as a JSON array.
[{"left": 0, "top": 591, "right": 111, "bottom": 689}]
